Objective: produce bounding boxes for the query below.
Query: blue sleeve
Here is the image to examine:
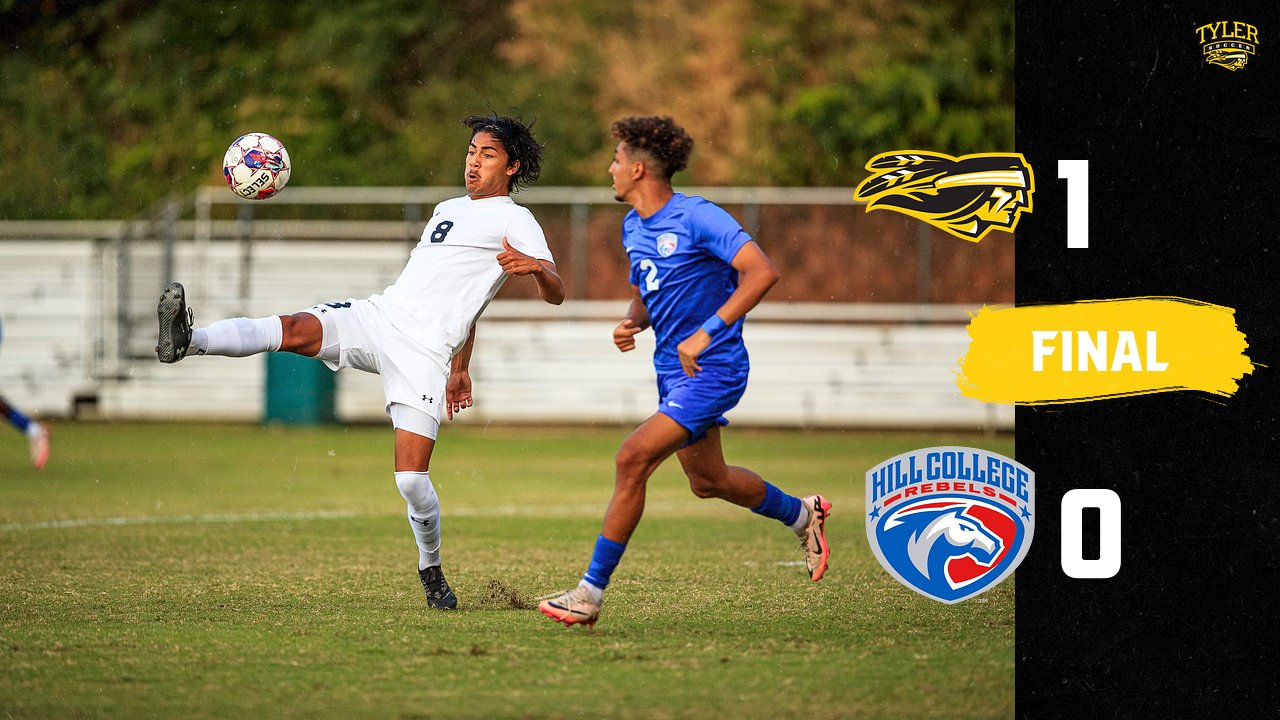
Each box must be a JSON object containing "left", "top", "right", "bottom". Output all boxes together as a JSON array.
[
  {"left": 691, "top": 201, "right": 752, "bottom": 263},
  {"left": 627, "top": 252, "right": 640, "bottom": 286},
  {"left": 623, "top": 215, "right": 642, "bottom": 286}
]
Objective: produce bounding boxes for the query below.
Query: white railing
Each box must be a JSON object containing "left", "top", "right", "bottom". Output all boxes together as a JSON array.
[{"left": 0, "top": 186, "right": 1005, "bottom": 430}]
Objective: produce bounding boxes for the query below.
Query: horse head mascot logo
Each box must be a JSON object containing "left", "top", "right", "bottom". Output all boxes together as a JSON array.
[
  {"left": 866, "top": 447, "right": 1035, "bottom": 604},
  {"left": 853, "top": 152, "right": 1034, "bottom": 242},
  {"left": 885, "top": 504, "right": 1002, "bottom": 595}
]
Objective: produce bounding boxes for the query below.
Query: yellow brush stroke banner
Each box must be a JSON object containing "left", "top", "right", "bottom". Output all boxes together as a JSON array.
[{"left": 957, "top": 297, "right": 1254, "bottom": 404}]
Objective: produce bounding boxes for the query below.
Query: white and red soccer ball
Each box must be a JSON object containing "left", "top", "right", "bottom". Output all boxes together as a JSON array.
[{"left": 223, "top": 132, "right": 291, "bottom": 200}]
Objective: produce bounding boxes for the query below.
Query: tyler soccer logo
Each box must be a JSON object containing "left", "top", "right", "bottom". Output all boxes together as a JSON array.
[
  {"left": 1197, "top": 21, "right": 1258, "bottom": 71},
  {"left": 853, "top": 151, "right": 1034, "bottom": 242},
  {"left": 866, "top": 447, "right": 1035, "bottom": 604}
]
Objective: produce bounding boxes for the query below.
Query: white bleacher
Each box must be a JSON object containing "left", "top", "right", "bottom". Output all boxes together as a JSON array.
[
  {"left": 0, "top": 239, "right": 1011, "bottom": 431},
  {"left": 0, "top": 242, "right": 100, "bottom": 415}
]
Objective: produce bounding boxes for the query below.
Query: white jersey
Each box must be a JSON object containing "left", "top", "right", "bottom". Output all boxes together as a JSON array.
[{"left": 372, "top": 195, "right": 553, "bottom": 363}]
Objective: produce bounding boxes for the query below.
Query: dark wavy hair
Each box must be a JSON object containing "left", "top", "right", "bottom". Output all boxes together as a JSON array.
[
  {"left": 462, "top": 113, "right": 543, "bottom": 192},
  {"left": 610, "top": 116, "right": 694, "bottom": 180}
]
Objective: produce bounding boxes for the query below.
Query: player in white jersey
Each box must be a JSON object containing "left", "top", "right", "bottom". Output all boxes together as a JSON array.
[{"left": 155, "top": 114, "right": 564, "bottom": 610}]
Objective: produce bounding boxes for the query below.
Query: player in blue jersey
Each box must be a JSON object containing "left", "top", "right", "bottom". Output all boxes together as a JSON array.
[
  {"left": 539, "top": 116, "right": 830, "bottom": 628},
  {"left": 1, "top": 318, "right": 51, "bottom": 469},
  {"left": 0, "top": 394, "right": 49, "bottom": 469}
]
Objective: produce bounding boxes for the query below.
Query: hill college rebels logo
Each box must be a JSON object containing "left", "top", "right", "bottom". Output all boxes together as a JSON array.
[
  {"left": 656, "top": 232, "right": 679, "bottom": 257},
  {"left": 866, "top": 447, "right": 1034, "bottom": 604}
]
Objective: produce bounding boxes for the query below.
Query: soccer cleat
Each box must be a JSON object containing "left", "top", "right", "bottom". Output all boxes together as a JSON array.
[
  {"left": 155, "top": 282, "right": 194, "bottom": 363},
  {"left": 28, "top": 423, "right": 50, "bottom": 470},
  {"left": 537, "top": 586, "right": 601, "bottom": 628},
  {"left": 418, "top": 565, "right": 458, "bottom": 610},
  {"left": 801, "top": 494, "right": 832, "bottom": 582}
]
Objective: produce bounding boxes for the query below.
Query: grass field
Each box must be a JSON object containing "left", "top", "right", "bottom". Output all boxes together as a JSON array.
[{"left": 1, "top": 423, "right": 1015, "bottom": 719}]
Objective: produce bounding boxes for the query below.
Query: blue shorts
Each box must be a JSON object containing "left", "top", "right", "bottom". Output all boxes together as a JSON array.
[{"left": 656, "top": 365, "right": 750, "bottom": 444}]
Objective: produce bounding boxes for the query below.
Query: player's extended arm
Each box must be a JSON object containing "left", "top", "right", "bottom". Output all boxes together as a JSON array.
[
  {"left": 613, "top": 284, "right": 651, "bottom": 353},
  {"left": 675, "top": 241, "right": 779, "bottom": 377},
  {"left": 497, "top": 238, "right": 566, "bottom": 305},
  {"left": 446, "top": 325, "right": 476, "bottom": 420},
  {"left": 719, "top": 241, "right": 780, "bottom": 323}
]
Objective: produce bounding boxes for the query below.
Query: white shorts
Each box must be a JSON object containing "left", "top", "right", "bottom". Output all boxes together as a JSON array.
[{"left": 302, "top": 299, "right": 447, "bottom": 438}]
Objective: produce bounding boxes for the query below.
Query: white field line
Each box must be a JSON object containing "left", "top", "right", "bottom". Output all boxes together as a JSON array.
[
  {"left": 0, "top": 500, "right": 700, "bottom": 532},
  {"left": 0, "top": 510, "right": 363, "bottom": 532}
]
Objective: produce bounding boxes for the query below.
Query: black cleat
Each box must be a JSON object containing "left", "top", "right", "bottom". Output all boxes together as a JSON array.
[
  {"left": 419, "top": 565, "right": 458, "bottom": 610},
  {"left": 156, "top": 282, "right": 194, "bottom": 363}
]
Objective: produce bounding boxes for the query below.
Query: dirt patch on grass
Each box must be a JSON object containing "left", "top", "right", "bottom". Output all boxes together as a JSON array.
[{"left": 470, "top": 578, "right": 536, "bottom": 610}]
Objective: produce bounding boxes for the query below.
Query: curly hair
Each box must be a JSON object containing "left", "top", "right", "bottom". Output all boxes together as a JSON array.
[
  {"left": 610, "top": 116, "right": 694, "bottom": 180},
  {"left": 462, "top": 113, "right": 543, "bottom": 192}
]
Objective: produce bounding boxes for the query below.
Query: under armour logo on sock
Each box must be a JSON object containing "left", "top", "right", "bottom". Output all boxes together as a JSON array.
[{"left": 411, "top": 516, "right": 432, "bottom": 527}]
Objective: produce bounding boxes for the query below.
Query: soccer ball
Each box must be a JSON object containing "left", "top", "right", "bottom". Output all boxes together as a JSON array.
[{"left": 223, "top": 133, "right": 292, "bottom": 200}]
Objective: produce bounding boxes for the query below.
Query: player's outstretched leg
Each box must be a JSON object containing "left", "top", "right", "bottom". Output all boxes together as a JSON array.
[
  {"left": 538, "top": 586, "right": 602, "bottom": 628},
  {"left": 800, "top": 494, "right": 832, "bottom": 582},
  {"left": 155, "top": 282, "right": 193, "bottom": 363},
  {"left": 418, "top": 565, "right": 457, "bottom": 610}
]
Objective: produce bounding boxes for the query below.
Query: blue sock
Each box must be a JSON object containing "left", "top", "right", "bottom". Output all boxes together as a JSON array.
[
  {"left": 751, "top": 482, "right": 803, "bottom": 526},
  {"left": 582, "top": 535, "right": 627, "bottom": 590},
  {"left": 5, "top": 406, "right": 32, "bottom": 433}
]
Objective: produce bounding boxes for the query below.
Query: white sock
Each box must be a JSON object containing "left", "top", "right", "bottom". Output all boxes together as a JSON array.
[
  {"left": 395, "top": 471, "right": 441, "bottom": 569},
  {"left": 789, "top": 504, "right": 811, "bottom": 536},
  {"left": 195, "top": 316, "right": 283, "bottom": 357},
  {"left": 577, "top": 580, "right": 604, "bottom": 603}
]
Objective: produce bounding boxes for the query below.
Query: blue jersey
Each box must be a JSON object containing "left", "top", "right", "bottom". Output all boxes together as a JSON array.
[{"left": 622, "top": 193, "right": 753, "bottom": 372}]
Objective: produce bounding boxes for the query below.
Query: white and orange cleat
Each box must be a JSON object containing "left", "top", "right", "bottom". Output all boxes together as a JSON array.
[
  {"left": 28, "top": 422, "right": 50, "bottom": 470},
  {"left": 538, "top": 585, "right": 601, "bottom": 628},
  {"left": 801, "top": 494, "right": 831, "bottom": 581}
]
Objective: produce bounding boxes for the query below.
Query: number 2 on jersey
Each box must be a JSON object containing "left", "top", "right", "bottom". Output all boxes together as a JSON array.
[{"left": 639, "top": 258, "right": 661, "bottom": 291}]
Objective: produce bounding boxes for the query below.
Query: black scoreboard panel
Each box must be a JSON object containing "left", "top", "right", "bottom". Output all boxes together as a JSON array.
[{"left": 1015, "top": 2, "right": 1280, "bottom": 717}]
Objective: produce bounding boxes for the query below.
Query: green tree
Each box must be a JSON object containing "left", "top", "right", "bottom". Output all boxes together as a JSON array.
[{"left": 0, "top": 0, "right": 1012, "bottom": 219}]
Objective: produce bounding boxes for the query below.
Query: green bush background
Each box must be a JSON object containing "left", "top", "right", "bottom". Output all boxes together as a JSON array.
[{"left": 0, "top": 0, "right": 1013, "bottom": 219}]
